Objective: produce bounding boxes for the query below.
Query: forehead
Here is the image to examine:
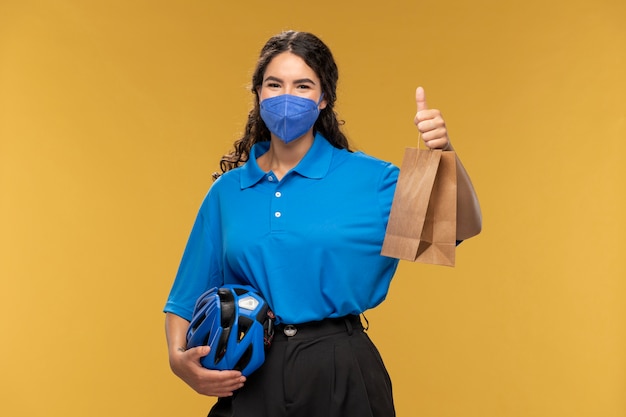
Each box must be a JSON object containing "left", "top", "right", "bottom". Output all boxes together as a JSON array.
[{"left": 264, "top": 52, "right": 320, "bottom": 81}]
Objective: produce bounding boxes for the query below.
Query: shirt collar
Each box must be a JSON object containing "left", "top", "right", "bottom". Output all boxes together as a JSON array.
[{"left": 240, "top": 132, "right": 333, "bottom": 189}]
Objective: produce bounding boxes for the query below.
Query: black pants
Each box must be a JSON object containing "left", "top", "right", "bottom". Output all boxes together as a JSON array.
[{"left": 208, "top": 315, "right": 395, "bottom": 417}]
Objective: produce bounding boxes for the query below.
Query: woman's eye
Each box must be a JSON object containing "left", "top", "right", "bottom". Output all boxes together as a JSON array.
[{"left": 296, "top": 84, "right": 311, "bottom": 89}]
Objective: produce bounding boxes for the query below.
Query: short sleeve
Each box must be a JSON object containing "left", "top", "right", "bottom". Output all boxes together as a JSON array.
[
  {"left": 163, "top": 195, "right": 223, "bottom": 321},
  {"left": 377, "top": 162, "right": 400, "bottom": 224}
]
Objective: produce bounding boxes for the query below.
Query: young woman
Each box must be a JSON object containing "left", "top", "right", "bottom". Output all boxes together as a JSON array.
[{"left": 165, "top": 30, "right": 481, "bottom": 417}]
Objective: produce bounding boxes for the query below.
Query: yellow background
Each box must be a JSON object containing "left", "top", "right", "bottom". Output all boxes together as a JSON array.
[{"left": 1, "top": 1, "right": 624, "bottom": 416}]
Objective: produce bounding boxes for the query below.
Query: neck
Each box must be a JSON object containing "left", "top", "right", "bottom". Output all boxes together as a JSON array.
[{"left": 257, "top": 132, "right": 315, "bottom": 181}]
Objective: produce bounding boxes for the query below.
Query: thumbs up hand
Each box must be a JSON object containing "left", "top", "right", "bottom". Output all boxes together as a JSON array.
[{"left": 414, "top": 86, "right": 451, "bottom": 150}]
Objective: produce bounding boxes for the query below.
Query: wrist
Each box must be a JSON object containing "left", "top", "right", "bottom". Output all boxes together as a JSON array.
[{"left": 169, "top": 345, "right": 187, "bottom": 362}]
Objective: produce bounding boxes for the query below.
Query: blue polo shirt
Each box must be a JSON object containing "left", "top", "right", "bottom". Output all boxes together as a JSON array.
[{"left": 164, "top": 133, "right": 400, "bottom": 324}]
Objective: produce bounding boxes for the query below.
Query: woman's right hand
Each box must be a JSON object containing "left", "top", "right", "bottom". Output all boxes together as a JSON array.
[
  {"left": 165, "top": 312, "right": 246, "bottom": 397},
  {"left": 169, "top": 345, "right": 246, "bottom": 397}
]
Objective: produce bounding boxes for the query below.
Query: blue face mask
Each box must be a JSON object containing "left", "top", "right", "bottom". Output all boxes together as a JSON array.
[{"left": 259, "top": 94, "right": 323, "bottom": 143}]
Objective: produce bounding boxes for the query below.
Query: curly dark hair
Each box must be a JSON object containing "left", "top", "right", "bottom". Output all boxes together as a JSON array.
[{"left": 213, "top": 31, "right": 350, "bottom": 180}]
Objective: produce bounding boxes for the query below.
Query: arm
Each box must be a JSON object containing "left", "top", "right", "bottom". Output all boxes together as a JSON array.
[
  {"left": 414, "top": 86, "right": 482, "bottom": 240},
  {"left": 165, "top": 312, "right": 246, "bottom": 397}
]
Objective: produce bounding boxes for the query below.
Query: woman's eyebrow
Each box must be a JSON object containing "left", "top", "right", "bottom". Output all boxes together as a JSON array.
[
  {"left": 263, "top": 75, "right": 316, "bottom": 85},
  {"left": 263, "top": 76, "right": 283, "bottom": 83},
  {"left": 294, "top": 78, "right": 316, "bottom": 85}
]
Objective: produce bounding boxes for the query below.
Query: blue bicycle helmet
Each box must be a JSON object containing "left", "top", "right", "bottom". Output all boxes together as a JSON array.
[{"left": 186, "top": 284, "right": 274, "bottom": 377}]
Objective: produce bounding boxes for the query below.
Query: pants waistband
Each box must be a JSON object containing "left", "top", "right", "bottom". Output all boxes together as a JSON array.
[{"left": 274, "top": 315, "right": 362, "bottom": 339}]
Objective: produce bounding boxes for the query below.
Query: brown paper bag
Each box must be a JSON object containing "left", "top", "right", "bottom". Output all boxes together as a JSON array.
[{"left": 381, "top": 147, "right": 457, "bottom": 266}]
